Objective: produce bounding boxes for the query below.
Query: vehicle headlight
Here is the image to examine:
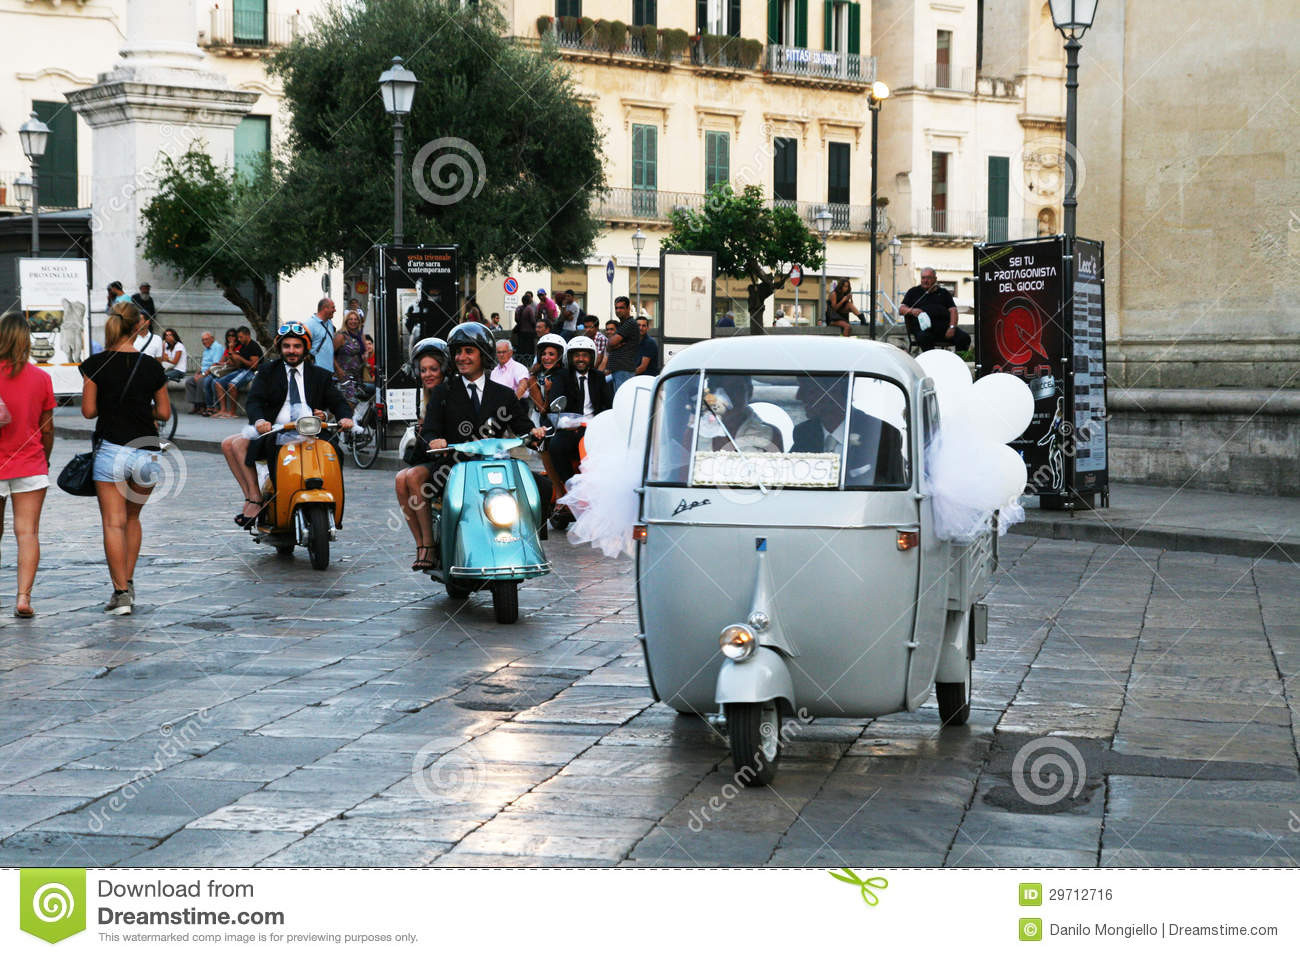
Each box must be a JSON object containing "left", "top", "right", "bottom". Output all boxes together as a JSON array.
[
  {"left": 483, "top": 490, "right": 519, "bottom": 528},
  {"left": 719, "top": 624, "right": 756, "bottom": 661},
  {"left": 747, "top": 611, "right": 770, "bottom": 632},
  {"left": 295, "top": 415, "right": 322, "bottom": 436}
]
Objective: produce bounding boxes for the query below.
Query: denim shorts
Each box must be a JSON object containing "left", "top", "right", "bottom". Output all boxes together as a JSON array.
[{"left": 93, "top": 440, "right": 161, "bottom": 486}]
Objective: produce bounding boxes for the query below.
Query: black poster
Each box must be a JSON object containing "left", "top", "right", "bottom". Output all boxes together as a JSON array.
[
  {"left": 1069, "top": 238, "right": 1107, "bottom": 491},
  {"left": 973, "top": 236, "right": 1068, "bottom": 494},
  {"left": 376, "top": 245, "right": 459, "bottom": 424}
]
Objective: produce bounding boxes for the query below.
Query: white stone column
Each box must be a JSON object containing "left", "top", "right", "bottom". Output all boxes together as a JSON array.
[{"left": 66, "top": 0, "right": 258, "bottom": 337}]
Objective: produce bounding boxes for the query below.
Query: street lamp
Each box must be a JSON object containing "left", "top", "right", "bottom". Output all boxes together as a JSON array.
[
  {"left": 1048, "top": 0, "right": 1098, "bottom": 239},
  {"left": 815, "top": 207, "right": 833, "bottom": 324},
  {"left": 888, "top": 236, "right": 902, "bottom": 311},
  {"left": 867, "top": 81, "right": 890, "bottom": 340},
  {"left": 378, "top": 56, "right": 419, "bottom": 246},
  {"left": 13, "top": 173, "right": 32, "bottom": 213},
  {"left": 631, "top": 227, "right": 646, "bottom": 320},
  {"left": 19, "top": 111, "right": 50, "bottom": 257}
]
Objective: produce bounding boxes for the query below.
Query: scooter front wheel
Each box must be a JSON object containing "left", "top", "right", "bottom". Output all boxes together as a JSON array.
[
  {"left": 306, "top": 504, "right": 331, "bottom": 570},
  {"left": 491, "top": 581, "right": 518, "bottom": 624},
  {"left": 724, "top": 701, "right": 781, "bottom": 787}
]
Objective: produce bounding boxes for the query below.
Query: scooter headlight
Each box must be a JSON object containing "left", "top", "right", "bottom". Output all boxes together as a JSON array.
[
  {"left": 720, "top": 624, "right": 756, "bottom": 661},
  {"left": 483, "top": 489, "right": 519, "bottom": 528},
  {"left": 295, "top": 415, "right": 322, "bottom": 436}
]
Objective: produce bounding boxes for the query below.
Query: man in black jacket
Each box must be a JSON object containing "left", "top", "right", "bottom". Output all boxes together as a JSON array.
[
  {"left": 414, "top": 322, "right": 546, "bottom": 495},
  {"left": 791, "top": 376, "right": 907, "bottom": 487},
  {"left": 221, "top": 323, "right": 354, "bottom": 526},
  {"left": 549, "top": 335, "right": 612, "bottom": 493}
]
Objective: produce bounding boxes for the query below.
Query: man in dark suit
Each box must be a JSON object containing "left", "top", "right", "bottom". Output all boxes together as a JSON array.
[
  {"left": 221, "top": 323, "right": 354, "bottom": 526},
  {"left": 414, "top": 321, "right": 547, "bottom": 495},
  {"left": 792, "top": 376, "right": 907, "bottom": 487},
  {"left": 548, "top": 335, "right": 613, "bottom": 493}
]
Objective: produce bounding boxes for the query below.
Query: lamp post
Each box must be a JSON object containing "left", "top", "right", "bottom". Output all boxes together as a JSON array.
[
  {"left": 631, "top": 227, "right": 646, "bottom": 319},
  {"left": 18, "top": 111, "right": 50, "bottom": 257},
  {"left": 13, "top": 173, "right": 32, "bottom": 214},
  {"left": 815, "top": 207, "right": 833, "bottom": 324},
  {"left": 888, "top": 236, "right": 902, "bottom": 311},
  {"left": 378, "top": 56, "right": 419, "bottom": 246},
  {"left": 1048, "top": 0, "right": 1098, "bottom": 239},
  {"left": 867, "top": 81, "right": 890, "bottom": 340}
]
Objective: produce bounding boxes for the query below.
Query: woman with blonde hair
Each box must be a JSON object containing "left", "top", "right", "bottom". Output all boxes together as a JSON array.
[
  {"left": 0, "top": 312, "right": 55, "bottom": 617},
  {"left": 78, "top": 302, "right": 170, "bottom": 615}
]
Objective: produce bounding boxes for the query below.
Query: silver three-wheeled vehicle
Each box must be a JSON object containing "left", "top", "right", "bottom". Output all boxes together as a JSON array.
[{"left": 635, "top": 337, "right": 994, "bottom": 784}]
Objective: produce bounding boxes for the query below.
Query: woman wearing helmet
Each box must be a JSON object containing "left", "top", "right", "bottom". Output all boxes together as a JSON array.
[
  {"left": 528, "top": 333, "right": 567, "bottom": 420},
  {"left": 395, "top": 337, "right": 449, "bottom": 571}
]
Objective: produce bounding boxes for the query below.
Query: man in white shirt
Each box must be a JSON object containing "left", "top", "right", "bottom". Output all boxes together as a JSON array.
[
  {"left": 489, "top": 339, "right": 532, "bottom": 399},
  {"left": 134, "top": 323, "right": 163, "bottom": 359}
]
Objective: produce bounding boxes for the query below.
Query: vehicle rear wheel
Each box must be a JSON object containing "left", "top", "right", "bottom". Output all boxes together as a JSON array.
[
  {"left": 724, "top": 700, "right": 781, "bottom": 787},
  {"left": 936, "top": 657, "right": 972, "bottom": 727},
  {"left": 163, "top": 405, "right": 179, "bottom": 441},
  {"left": 306, "top": 504, "right": 331, "bottom": 570},
  {"left": 350, "top": 407, "right": 379, "bottom": 469},
  {"left": 491, "top": 581, "right": 518, "bottom": 624},
  {"left": 446, "top": 578, "right": 472, "bottom": 600}
]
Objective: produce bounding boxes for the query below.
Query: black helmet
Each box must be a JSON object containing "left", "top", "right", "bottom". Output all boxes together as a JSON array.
[
  {"left": 410, "top": 336, "right": 448, "bottom": 367},
  {"left": 447, "top": 321, "right": 495, "bottom": 366}
]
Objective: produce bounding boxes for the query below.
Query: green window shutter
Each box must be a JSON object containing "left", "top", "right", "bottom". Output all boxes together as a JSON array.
[
  {"left": 235, "top": 115, "right": 271, "bottom": 181},
  {"left": 705, "top": 131, "right": 730, "bottom": 191},
  {"left": 796, "top": 0, "right": 808, "bottom": 46},
  {"left": 773, "top": 136, "right": 797, "bottom": 202},
  {"left": 827, "top": 142, "right": 850, "bottom": 205},
  {"left": 33, "top": 100, "right": 77, "bottom": 209},
  {"left": 848, "top": 2, "right": 860, "bottom": 55},
  {"left": 767, "top": 0, "right": 779, "bottom": 43},
  {"left": 233, "top": 0, "right": 267, "bottom": 44},
  {"left": 728, "top": 0, "right": 741, "bottom": 36},
  {"left": 697, "top": 0, "right": 707, "bottom": 34},
  {"left": 823, "top": 0, "right": 832, "bottom": 48},
  {"left": 633, "top": 124, "right": 657, "bottom": 191},
  {"left": 988, "top": 155, "right": 1010, "bottom": 241}
]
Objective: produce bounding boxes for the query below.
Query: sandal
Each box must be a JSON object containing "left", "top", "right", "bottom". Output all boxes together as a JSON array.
[
  {"left": 14, "top": 592, "right": 34, "bottom": 619},
  {"left": 411, "top": 546, "right": 435, "bottom": 571},
  {"left": 235, "top": 498, "right": 263, "bottom": 527}
]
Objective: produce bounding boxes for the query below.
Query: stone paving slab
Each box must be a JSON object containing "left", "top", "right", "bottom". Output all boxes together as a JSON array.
[{"left": 0, "top": 447, "right": 1297, "bottom": 867}]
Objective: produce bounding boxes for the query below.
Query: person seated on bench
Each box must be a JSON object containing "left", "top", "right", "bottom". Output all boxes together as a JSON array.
[
  {"left": 212, "top": 326, "right": 262, "bottom": 418},
  {"left": 900, "top": 268, "right": 971, "bottom": 352}
]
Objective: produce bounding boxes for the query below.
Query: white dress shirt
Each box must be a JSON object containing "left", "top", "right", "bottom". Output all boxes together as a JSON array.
[
  {"left": 275, "top": 361, "right": 309, "bottom": 426},
  {"left": 575, "top": 372, "right": 594, "bottom": 416}
]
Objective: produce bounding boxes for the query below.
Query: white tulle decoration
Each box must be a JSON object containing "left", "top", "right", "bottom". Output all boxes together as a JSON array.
[
  {"left": 927, "top": 366, "right": 1034, "bottom": 542},
  {"left": 559, "top": 376, "right": 656, "bottom": 558}
]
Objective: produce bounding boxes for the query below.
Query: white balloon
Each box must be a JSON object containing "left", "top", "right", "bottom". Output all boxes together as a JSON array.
[
  {"left": 969, "top": 373, "right": 1035, "bottom": 444},
  {"left": 992, "top": 443, "right": 1029, "bottom": 502},
  {"left": 613, "top": 374, "right": 656, "bottom": 431},
  {"left": 917, "top": 349, "right": 972, "bottom": 417}
]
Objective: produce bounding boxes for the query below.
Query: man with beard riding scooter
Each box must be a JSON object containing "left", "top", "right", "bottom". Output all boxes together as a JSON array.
[
  {"left": 412, "top": 322, "right": 551, "bottom": 563},
  {"left": 221, "top": 323, "right": 354, "bottom": 527},
  {"left": 548, "top": 335, "right": 613, "bottom": 528}
]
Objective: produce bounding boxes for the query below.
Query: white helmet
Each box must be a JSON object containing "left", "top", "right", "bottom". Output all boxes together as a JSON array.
[
  {"left": 535, "top": 333, "right": 567, "bottom": 358},
  {"left": 565, "top": 335, "right": 597, "bottom": 360}
]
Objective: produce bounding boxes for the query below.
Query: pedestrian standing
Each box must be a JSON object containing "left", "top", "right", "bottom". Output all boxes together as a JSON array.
[
  {"left": 605, "top": 296, "right": 640, "bottom": 392},
  {"left": 131, "top": 282, "right": 156, "bottom": 321},
  {"left": 305, "top": 298, "right": 338, "bottom": 373},
  {"left": 78, "top": 301, "right": 171, "bottom": 615},
  {"left": 0, "top": 313, "right": 55, "bottom": 618},
  {"left": 513, "top": 291, "right": 537, "bottom": 355}
]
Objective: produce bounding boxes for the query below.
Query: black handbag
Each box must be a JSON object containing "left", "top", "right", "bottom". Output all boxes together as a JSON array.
[{"left": 58, "top": 348, "right": 148, "bottom": 496}]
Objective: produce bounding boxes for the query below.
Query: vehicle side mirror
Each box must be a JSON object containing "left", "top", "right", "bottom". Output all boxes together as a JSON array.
[{"left": 550, "top": 396, "right": 568, "bottom": 412}]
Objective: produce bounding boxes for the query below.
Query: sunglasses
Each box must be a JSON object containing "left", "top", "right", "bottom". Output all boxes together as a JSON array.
[{"left": 277, "top": 322, "right": 308, "bottom": 337}]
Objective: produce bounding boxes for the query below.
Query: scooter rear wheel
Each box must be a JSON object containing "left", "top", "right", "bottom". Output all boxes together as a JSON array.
[
  {"left": 446, "top": 579, "right": 472, "bottom": 600},
  {"left": 306, "top": 504, "right": 331, "bottom": 570},
  {"left": 491, "top": 581, "right": 518, "bottom": 624},
  {"left": 724, "top": 701, "right": 781, "bottom": 787}
]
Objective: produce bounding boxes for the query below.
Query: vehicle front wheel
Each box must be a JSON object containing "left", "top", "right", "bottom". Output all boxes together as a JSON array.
[
  {"left": 491, "top": 581, "right": 519, "bottom": 624},
  {"left": 306, "top": 505, "right": 331, "bottom": 570},
  {"left": 724, "top": 700, "right": 781, "bottom": 787}
]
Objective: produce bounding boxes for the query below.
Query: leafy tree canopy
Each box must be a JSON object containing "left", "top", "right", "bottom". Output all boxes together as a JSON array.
[
  {"left": 663, "top": 184, "right": 825, "bottom": 332},
  {"left": 257, "top": 0, "right": 607, "bottom": 275}
]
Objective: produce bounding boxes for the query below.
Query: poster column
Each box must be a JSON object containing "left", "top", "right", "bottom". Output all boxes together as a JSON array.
[
  {"left": 1067, "top": 237, "right": 1109, "bottom": 505},
  {"left": 658, "top": 251, "right": 716, "bottom": 367},
  {"left": 375, "top": 245, "right": 460, "bottom": 442},
  {"left": 18, "top": 258, "right": 92, "bottom": 395}
]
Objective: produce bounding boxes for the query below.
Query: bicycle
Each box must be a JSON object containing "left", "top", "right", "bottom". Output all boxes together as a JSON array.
[{"left": 340, "top": 381, "right": 380, "bottom": 468}]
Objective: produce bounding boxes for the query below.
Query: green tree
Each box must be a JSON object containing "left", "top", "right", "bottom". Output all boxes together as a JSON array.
[
  {"left": 139, "top": 146, "right": 279, "bottom": 341},
  {"left": 255, "top": 0, "right": 606, "bottom": 276},
  {"left": 663, "top": 184, "right": 825, "bottom": 333}
]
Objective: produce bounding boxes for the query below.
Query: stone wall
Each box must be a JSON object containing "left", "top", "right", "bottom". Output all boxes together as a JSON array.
[{"left": 1109, "top": 389, "right": 1300, "bottom": 497}]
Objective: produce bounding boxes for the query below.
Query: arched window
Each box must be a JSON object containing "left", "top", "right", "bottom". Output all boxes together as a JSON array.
[{"left": 1037, "top": 207, "right": 1057, "bottom": 235}]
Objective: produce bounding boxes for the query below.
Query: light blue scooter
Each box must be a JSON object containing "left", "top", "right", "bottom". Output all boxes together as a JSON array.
[{"left": 429, "top": 436, "right": 552, "bottom": 623}]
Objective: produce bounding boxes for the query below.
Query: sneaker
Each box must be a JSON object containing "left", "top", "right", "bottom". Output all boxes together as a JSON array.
[
  {"left": 126, "top": 580, "right": 135, "bottom": 603},
  {"left": 104, "top": 590, "right": 133, "bottom": 616}
]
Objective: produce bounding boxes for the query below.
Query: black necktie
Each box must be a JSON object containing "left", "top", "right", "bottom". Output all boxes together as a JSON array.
[
  {"left": 289, "top": 367, "right": 302, "bottom": 409},
  {"left": 468, "top": 381, "right": 480, "bottom": 414},
  {"left": 578, "top": 375, "right": 587, "bottom": 413}
]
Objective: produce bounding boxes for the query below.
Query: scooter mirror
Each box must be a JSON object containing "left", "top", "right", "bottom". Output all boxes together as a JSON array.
[
  {"left": 550, "top": 396, "right": 568, "bottom": 413},
  {"left": 295, "top": 415, "right": 323, "bottom": 436}
]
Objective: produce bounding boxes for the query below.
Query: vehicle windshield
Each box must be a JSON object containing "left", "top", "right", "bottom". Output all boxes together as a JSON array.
[{"left": 646, "top": 371, "right": 910, "bottom": 490}]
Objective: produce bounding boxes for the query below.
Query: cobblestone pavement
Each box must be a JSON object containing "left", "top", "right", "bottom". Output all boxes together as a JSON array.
[{"left": 0, "top": 447, "right": 1296, "bottom": 867}]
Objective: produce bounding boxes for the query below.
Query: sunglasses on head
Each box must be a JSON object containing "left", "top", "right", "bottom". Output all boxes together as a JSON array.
[{"left": 277, "top": 322, "right": 308, "bottom": 337}]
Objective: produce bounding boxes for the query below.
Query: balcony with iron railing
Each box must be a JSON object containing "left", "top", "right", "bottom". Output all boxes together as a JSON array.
[
  {"left": 922, "top": 63, "right": 976, "bottom": 94},
  {"left": 902, "top": 208, "right": 1037, "bottom": 242},
  {"left": 0, "top": 171, "right": 92, "bottom": 212},
  {"left": 597, "top": 188, "right": 886, "bottom": 237},
  {"left": 764, "top": 44, "right": 876, "bottom": 87},
  {"left": 202, "top": 5, "right": 301, "bottom": 54}
]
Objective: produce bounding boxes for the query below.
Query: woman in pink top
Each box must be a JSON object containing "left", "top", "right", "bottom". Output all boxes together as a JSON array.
[{"left": 0, "top": 313, "right": 55, "bottom": 618}]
